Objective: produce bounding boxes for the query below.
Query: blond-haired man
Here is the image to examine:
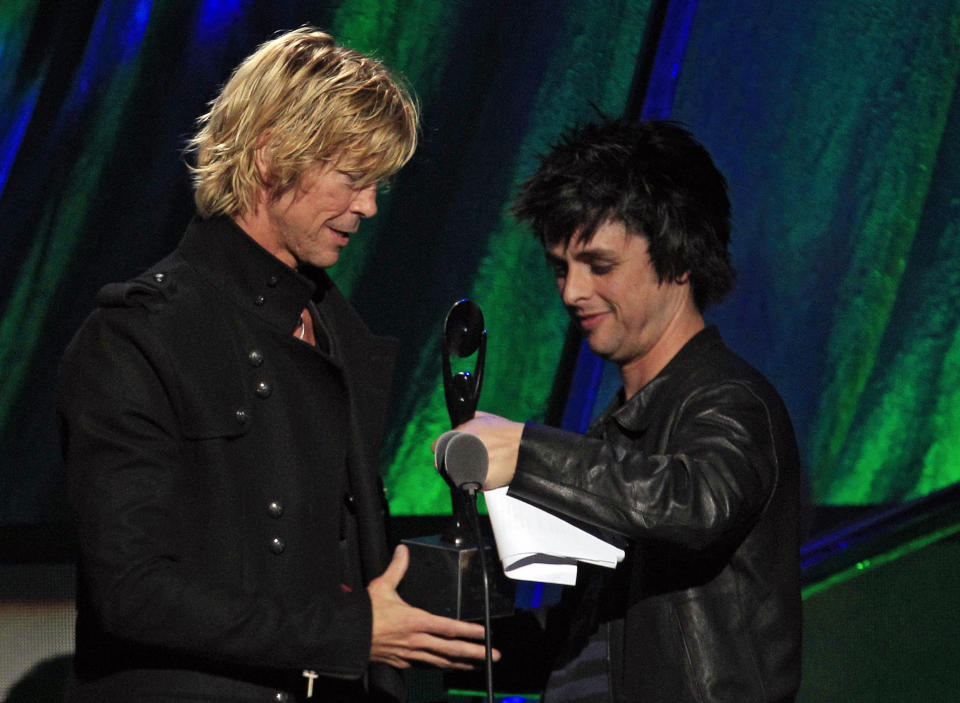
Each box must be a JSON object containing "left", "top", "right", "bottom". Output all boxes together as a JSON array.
[{"left": 59, "top": 28, "right": 490, "bottom": 703}]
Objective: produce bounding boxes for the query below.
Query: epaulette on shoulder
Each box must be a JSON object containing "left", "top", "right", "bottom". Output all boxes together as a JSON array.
[{"left": 96, "top": 269, "right": 176, "bottom": 310}]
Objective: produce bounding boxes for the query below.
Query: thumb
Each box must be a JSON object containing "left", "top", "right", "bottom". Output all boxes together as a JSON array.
[{"left": 379, "top": 543, "right": 409, "bottom": 590}]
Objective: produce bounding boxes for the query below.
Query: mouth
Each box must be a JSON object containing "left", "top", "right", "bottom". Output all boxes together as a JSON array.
[
  {"left": 574, "top": 310, "right": 608, "bottom": 331},
  {"left": 330, "top": 227, "right": 353, "bottom": 245}
]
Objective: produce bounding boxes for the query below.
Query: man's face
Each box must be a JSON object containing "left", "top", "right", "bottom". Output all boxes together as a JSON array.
[
  {"left": 545, "top": 220, "right": 694, "bottom": 369},
  {"left": 261, "top": 160, "right": 378, "bottom": 269}
]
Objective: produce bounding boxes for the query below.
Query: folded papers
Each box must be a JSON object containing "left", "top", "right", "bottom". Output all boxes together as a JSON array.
[{"left": 483, "top": 487, "right": 625, "bottom": 586}]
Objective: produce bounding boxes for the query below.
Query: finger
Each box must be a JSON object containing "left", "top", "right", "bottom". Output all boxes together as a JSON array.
[
  {"left": 419, "top": 613, "right": 488, "bottom": 640},
  {"left": 413, "top": 634, "right": 491, "bottom": 662},
  {"left": 378, "top": 544, "right": 409, "bottom": 590},
  {"left": 383, "top": 656, "right": 410, "bottom": 669},
  {"left": 399, "top": 645, "right": 484, "bottom": 670},
  {"left": 388, "top": 599, "right": 488, "bottom": 640},
  {"left": 401, "top": 651, "right": 476, "bottom": 670}
]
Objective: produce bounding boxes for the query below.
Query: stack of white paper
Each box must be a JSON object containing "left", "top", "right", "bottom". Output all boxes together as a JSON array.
[{"left": 483, "top": 487, "right": 625, "bottom": 586}]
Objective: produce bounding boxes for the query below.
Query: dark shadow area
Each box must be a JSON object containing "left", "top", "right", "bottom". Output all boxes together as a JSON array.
[{"left": 4, "top": 655, "right": 71, "bottom": 703}]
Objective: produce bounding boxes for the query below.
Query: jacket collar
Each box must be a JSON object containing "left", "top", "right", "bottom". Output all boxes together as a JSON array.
[
  {"left": 594, "top": 326, "right": 725, "bottom": 433},
  {"left": 177, "top": 215, "right": 332, "bottom": 336}
]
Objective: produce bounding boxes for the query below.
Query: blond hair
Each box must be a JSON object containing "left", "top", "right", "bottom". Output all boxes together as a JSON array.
[{"left": 186, "top": 28, "right": 419, "bottom": 217}]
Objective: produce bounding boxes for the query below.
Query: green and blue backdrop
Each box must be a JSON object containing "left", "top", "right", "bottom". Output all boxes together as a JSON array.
[{"left": 2, "top": 0, "right": 959, "bottom": 525}]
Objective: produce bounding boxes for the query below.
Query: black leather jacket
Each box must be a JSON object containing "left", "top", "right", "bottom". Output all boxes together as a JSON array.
[{"left": 509, "top": 327, "right": 801, "bottom": 702}]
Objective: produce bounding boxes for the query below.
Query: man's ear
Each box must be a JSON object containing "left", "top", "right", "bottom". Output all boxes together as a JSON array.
[
  {"left": 676, "top": 270, "right": 691, "bottom": 284},
  {"left": 254, "top": 133, "right": 273, "bottom": 186}
]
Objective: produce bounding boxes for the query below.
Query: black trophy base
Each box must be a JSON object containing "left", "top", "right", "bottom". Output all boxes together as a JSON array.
[{"left": 398, "top": 534, "right": 516, "bottom": 621}]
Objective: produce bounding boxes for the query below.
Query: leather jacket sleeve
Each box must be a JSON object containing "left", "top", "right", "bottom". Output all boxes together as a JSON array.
[{"left": 508, "top": 380, "right": 782, "bottom": 551}]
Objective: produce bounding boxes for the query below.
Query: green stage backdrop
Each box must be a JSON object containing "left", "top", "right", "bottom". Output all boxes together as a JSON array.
[{"left": 1, "top": 0, "right": 958, "bottom": 523}]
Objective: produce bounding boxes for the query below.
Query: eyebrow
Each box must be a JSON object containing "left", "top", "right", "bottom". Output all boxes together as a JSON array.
[{"left": 545, "top": 246, "right": 620, "bottom": 265}]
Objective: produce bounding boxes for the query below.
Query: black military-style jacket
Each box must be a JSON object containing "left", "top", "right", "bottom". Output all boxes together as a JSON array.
[
  {"left": 511, "top": 327, "right": 802, "bottom": 703},
  {"left": 58, "top": 216, "right": 400, "bottom": 702}
]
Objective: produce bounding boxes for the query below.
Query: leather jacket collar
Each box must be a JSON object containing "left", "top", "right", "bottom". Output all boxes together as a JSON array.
[{"left": 594, "top": 326, "right": 725, "bottom": 435}]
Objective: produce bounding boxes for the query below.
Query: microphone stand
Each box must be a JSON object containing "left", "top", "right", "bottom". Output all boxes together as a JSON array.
[
  {"left": 464, "top": 485, "right": 494, "bottom": 703},
  {"left": 443, "top": 431, "right": 495, "bottom": 703}
]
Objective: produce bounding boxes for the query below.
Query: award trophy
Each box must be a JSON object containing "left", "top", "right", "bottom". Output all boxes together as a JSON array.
[{"left": 397, "top": 299, "right": 515, "bottom": 621}]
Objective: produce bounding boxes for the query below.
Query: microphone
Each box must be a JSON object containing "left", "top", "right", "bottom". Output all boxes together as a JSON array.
[
  {"left": 434, "top": 429, "right": 461, "bottom": 487},
  {"left": 443, "top": 432, "right": 489, "bottom": 493}
]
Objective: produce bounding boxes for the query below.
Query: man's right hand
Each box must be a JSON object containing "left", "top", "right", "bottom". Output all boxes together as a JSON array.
[{"left": 368, "top": 544, "right": 499, "bottom": 670}]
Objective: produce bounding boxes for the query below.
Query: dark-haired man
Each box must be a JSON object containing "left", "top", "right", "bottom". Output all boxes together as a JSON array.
[{"left": 454, "top": 119, "right": 802, "bottom": 702}]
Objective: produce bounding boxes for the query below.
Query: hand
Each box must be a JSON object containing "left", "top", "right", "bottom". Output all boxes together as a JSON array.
[
  {"left": 455, "top": 411, "right": 524, "bottom": 489},
  {"left": 368, "top": 545, "right": 499, "bottom": 669}
]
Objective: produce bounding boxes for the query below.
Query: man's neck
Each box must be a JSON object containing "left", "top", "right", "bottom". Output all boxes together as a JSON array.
[{"left": 620, "top": 308, "right": 705, "bottom": 399}]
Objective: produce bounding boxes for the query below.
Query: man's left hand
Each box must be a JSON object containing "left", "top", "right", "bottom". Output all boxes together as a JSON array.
[
  {"left": 453, "top": 411, "right": 524, "bottom": 489},
  {"left": 369, "top": 545, "right": 496, "bottom": 669}
]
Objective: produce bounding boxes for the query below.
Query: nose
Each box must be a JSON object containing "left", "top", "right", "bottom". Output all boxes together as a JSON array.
[
  {"left": 352, "top": 184, "right": 378, "bottom": 219},
  {"left": 560, "top": 264, "right": 590, "bottom": 306}
]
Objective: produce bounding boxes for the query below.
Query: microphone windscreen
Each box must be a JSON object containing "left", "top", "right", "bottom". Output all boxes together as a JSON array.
[
  {"left": 434, "top": 431, "right": 461, "bottom": 476},
  {"left": 443, "top": 432, "right": 489, "bottom": 489}
]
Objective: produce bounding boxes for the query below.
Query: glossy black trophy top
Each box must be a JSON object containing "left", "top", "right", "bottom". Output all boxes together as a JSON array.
[
  {"left": 440, "top": 299, "right": 487, "bottom": 545},
  {"left": 442, "top": 299, "right": 486, "bottom": 427}
]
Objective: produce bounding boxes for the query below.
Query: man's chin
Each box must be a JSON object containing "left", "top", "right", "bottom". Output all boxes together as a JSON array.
[
  {"left": 306, "top": 251, "right": 341, "bottom": 269},
  {"left": 584, "top": 336, "right": 611, "bottom": 360}
]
